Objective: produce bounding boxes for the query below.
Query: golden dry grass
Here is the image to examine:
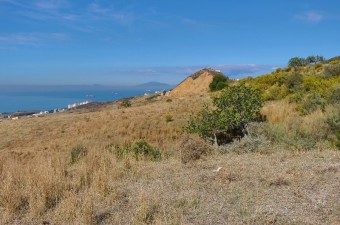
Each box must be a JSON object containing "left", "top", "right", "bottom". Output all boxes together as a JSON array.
[{"left": 0, "top": 96, "right": 339, "bottom": 224}]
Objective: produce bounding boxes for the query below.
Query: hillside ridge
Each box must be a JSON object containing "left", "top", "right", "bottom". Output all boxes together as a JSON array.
[{"left": 168, "top": 68, "right": 222, "bottom": 97}]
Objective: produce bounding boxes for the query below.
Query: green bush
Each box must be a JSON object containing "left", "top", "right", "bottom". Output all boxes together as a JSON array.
[
  {"left": 166, "top": 98, "right": 172, "bottom": 102},
  {"left": 111, "top": 144, "right": 131, "bottom": 160},
  {"left": 284, "top": 73, "right": 303, "bottom": 92},
  {"left": 132, "top": 140, "right": 161, "bottom": 161},
  {"left": 165, "top": 114, "right": 173, "bottom": 123},
  {"left": 186, "top": 85, "right": 263, "bottom": 145},
  {"left": 120, "top": 99, "right": 132, "bottom": 108},
  {"left": 209, "top": 73, "right": 229, "bottom": 91},
  {"left": 70, "top": 144, "right": 87, "bottom": 164}
]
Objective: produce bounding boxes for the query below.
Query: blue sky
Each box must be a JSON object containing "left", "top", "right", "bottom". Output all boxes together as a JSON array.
[{"left": 1, "top": 0, "right": 340, "bottom": 85}]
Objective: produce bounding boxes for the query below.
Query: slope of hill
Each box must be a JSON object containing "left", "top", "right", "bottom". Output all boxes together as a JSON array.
[
  {"left": 0, "top": 62, "right": 340, "bottom": 224},
  {"left": 168, "top": 68, "right": 223, "bottom": 97},
  {"left": 240, "top": 58, "right": 340, "bottom": 102}
]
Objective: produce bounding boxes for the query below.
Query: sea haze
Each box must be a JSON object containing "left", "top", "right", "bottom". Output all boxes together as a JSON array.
[{"left": 0, "top": 84, "right": 172, "bottom": 113}]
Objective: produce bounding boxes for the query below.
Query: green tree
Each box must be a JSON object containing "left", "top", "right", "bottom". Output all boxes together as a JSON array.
[
  {"left": 316, "top": 55, "right": 325, "bottom": 63},
  {"left": 120, "top": 99, "right": 132, "bottom": 108},
  {"left": 288, "top": 57, "right": 307, "bottom": 67},
  {"left": 186, "top": 85, "right": 263, "bottom": 146},
  {"left": 306, "top": 55, "right": 317, "bottom": 64}
]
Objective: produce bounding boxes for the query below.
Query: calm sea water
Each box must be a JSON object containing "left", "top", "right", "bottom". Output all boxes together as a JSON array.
[{"left": 0, "top": 86, "right": 157, "bottom": 113}]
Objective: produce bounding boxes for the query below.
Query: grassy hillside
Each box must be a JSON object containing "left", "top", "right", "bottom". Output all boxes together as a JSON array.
[
  {"left": 239, "top": 57, "right": 340, "bottom": 112},
  {"left": 0, "top": 60, "right": 340, "bottom": 224}
]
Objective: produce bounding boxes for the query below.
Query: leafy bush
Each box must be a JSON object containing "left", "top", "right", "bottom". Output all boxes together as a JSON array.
[
  {"left": 288, "top": 92, "right": 303, "bottom": 103},
  {"left": 108, "top": 140, "right": 161, "bottom": 161},
  {"left": 209, "top": 73, "right": 229, "bottom": 91},
  {"left": 166, "top": 98, "right": 172, "bottom": 102},
  {"left": 70, "top": 145, "right": 87, "bottom": 164},
  {"left": 284, "top": 73, "right": 303, "bottom": 92},
  {"left": 132, "top": 140, "right": 161, "bottom": 161},
  {"left": 120, "top": 99, "right": 132, "bottom": 108},
  {"left": 186, "top": 85, "right": 263, "bottom": 145},
  {"left": 146, "top": 94, "right": 159, "bottom": 101},
  {"left": 177, "top": 135, "right": 212, "bottom": 164}
]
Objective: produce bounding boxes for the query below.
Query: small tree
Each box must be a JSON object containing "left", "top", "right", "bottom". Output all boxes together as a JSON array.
[
  {"left": 316, "top": 55, "right": 325, "bottom": 63},
  {"left": 186, "top": 85, "right": 263, "bottom": 146},
  {"left": 306, "top": 56, "right": 317, "bottom": 64},
  {"left": 288, "top": 57, "right": 307, "bottom": 67}
]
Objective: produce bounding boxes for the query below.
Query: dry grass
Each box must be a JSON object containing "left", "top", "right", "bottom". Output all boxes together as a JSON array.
[
  {"left": 0, "top": 147, "right": 339, "bottom": 224},
  {"left": 0, "top": 96, "right": 339, "bottom": 224}
]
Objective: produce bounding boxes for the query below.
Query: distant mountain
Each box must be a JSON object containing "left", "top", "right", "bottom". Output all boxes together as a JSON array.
[{"left": 135, "top": 82, "right": 173, "bottom": 90}]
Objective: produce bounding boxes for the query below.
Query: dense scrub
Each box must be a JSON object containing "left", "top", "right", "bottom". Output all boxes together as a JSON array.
[{"left": 239, "top": 57, "right": 340, "bottom": 116}]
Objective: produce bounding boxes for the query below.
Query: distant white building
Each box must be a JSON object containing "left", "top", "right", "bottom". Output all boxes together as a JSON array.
[{"left": 68, "top": 100, "right": 91, "bottom": 109}]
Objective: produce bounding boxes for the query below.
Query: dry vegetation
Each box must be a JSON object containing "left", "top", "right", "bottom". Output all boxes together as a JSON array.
[{"left": 0, "top": 95, "right": 339, "bottom": 224}]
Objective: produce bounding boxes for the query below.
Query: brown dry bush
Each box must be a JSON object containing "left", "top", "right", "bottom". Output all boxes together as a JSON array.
[{"left": 177, "top": 134, "right": 212, "bottom": 164}]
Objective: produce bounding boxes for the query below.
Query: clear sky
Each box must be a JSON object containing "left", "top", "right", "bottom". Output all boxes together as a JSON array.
[{"left": 1, "top": 0, "right": 340, "bottom": 85}]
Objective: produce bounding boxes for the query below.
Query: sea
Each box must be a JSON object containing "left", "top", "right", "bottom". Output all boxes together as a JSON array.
[{"left": 0, "top": 85, "right": 160, "bottom": 113}]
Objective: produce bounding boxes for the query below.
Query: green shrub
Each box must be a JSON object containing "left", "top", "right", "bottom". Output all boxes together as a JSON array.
[
  {"left": 166, "top": 98, "right": 172, "bottom": 102},
  {"left": 146, "top": 95, "right": 159, "bottom": 101},
  {"left": 209, "top": 73, "right": 229, "bottom": 91},
  {"left": 111, "top": 144, "right": 131, "bottom": 160},
  {"left": 284, "top": 73, "right": 303, "bottom": 92},
  {"left": 186, "top": 85, "right": 263, "bottom": 145},
  {"left": 70, "top": 144, "right": 87, "bottom": 164},
  {"left": 165, "top": 114, "right": 173, "bottom": 123},
  {"left": 288, "top": 92, "right": 303, "bottom": 103},
  {"left": 132, "top": 140, "right": 161, "bottom": 161},
  {"left": 120, "top": 99, "right": 132, "bottom": 108}
]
